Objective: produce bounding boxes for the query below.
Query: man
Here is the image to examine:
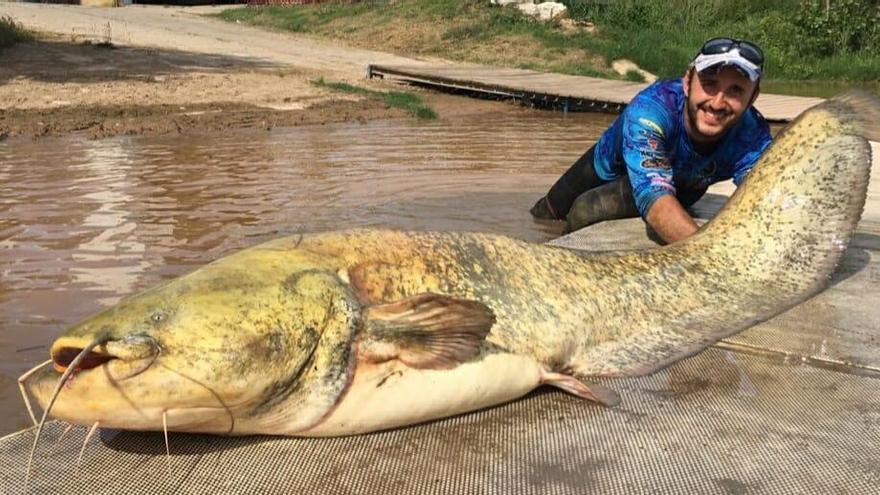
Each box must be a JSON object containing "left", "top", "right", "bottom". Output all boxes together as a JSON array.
[{"left": 530, "top": 37, "right": 772, "bottom": 244}]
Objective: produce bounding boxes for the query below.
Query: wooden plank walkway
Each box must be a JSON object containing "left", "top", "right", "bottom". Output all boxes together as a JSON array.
[{"left": 367, "top": 63, "right": 825, "bottom": 122}]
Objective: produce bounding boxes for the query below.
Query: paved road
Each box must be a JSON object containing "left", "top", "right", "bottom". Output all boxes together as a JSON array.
[{"left": 0, "top": 3, "right": 439, "bottom": 77}]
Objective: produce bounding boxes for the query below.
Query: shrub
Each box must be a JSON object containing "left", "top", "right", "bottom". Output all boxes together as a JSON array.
[
  {"left": 0, "top": 15, "right": 31, "bottom": 50},
  {"left": 794, "top": 0, "right": 880, "bottom": 56}
]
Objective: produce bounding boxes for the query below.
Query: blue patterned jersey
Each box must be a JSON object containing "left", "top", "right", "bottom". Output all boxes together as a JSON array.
[{"left": 593, "top": 78, "right": 772, "bottom": 217}]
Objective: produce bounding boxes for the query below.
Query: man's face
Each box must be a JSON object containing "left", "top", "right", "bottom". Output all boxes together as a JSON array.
[{"left": 683, "top": 66, "right": 759, "bottom": 145}]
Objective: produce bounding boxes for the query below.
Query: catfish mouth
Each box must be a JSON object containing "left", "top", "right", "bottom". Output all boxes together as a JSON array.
[
  {"left": 52, "top": 346, "right": 117, "bottom": 373},
  {"left": 50, "top": 335, "right": 160, "bottom": 379}
]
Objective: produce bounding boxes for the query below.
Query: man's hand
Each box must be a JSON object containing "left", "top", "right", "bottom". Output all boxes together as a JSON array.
[{"left": 645, "top": 195, "right": 699, "bottom": 244}]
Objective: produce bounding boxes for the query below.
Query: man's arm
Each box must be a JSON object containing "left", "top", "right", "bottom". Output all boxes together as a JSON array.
[
  {"left": 617, "top": 86, "right": 700, "bottom": 242},
  {"left": 645, "top": 195, "right": 698, "bottom": 244}
]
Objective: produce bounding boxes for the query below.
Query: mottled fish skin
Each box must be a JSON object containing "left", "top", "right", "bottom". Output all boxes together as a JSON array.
[
  {"left": 247, "top": 90, "right": 877, "bottom": 381},
  {"left": 28, "top": 247, "right": 364, "bottom": 434},
  {"left": 296, "top": 92, "right": 876, "bottom": 379},
  {"left": 24, "top": 91, "right": 877, "bottom": 436}
]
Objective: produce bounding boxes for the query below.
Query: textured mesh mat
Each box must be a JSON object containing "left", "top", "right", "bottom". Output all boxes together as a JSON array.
[{"left": 3, "top": 348, "right": 879, "bottom": 494}]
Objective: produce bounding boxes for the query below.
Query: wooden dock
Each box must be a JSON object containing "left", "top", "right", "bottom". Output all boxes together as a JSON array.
[{"left": 367, "top": 64, "right": 824, "bottom": 122}]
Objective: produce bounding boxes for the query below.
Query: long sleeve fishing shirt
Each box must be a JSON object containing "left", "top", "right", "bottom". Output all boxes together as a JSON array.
[{"left": 592, "top": 78, "right": 773, "bottom": 217}]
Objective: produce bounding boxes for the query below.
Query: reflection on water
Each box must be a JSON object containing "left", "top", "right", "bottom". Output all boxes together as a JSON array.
[{"left": 0, "top": 110, "right": 615, "bottom": 435}]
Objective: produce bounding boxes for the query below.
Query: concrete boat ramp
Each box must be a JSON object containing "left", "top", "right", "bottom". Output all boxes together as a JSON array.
[
  {"left": 368, "top": 63, "right": 825, "bottom": 122},
  {"left": 2, "top": 149, "right": 879, "bottom": 493}
]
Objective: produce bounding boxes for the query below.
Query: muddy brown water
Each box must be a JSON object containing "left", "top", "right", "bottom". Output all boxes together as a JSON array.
[{"left": 0, "top": 110, "right": 615, "bottom": 436}]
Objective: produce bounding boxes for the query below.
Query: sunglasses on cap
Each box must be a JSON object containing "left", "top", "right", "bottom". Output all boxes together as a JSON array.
[{"left": 698, "top": 37, "right": 765, "bottom": 69}]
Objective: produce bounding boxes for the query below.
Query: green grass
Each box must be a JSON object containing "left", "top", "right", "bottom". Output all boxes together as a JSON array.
[
  {"left": 383, "top": 91, "right": 438, "bottom": 120},
  {"left": 624, "top": 69, "right": 645, "bottom": 83},
  {"left": 0, "top": 16, "right": 32, "bottom": 50},
  {"left": 217, "top": 1, "right": 880, "bottom": 87},
  {"left": 563, "top": 0, "right": 880, "bottom": 82},
  {"left": 215, "top": 1, "right": 622, "bottom": 79},
  {"left": 312, "top": 77, "right": 437, "bottom": 120}
]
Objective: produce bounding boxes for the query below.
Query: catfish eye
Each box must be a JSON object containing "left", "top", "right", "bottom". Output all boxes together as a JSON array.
[{"left": 150, "top": 312, "right": 166, "bottom": 324}]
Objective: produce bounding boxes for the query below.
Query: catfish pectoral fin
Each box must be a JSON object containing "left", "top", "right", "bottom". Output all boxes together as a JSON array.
[
  {"left": 361, "top": 293, "right": 496, "bottom": 369},
  {"left": 542, "top": 371, "right": 621, "bottom": 407}
]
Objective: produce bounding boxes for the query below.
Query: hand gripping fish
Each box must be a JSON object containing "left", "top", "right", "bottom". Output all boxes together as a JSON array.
[{"left": 19, "top": 91, "right": 879, "bottom": 440}]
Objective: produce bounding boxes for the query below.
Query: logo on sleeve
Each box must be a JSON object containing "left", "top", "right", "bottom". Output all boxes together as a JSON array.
[
  {"left": 638, "top": 118, "right": 665, "bottom": 137},
  {"left": 641, "top": 157, "right": 671, "bottom": 169},
  {"left": 647, "top": 172, "right": 676, "bottom": 191}
]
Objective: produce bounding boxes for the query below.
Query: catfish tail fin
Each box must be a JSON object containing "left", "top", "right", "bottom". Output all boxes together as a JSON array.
[
  {"left": 825, "top": 89, "right": 880, "bottom": 143},
  {"left": 697, "top": 90, "right": 876, "bottom": 297}
]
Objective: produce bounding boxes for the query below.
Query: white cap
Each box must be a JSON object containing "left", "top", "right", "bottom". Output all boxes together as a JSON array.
[{"left": 692, "top": 48, "right": 762, "bottom": 81}]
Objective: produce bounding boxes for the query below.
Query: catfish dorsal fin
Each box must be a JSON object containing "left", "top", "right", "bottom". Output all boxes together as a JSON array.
[{"left": 360, "top": 293, "right": 495, "bottom": 369}]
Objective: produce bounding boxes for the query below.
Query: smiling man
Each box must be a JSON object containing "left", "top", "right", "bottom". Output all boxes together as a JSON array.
[{"left": 531, "top": 38, "right": 772, "bottom": 244}]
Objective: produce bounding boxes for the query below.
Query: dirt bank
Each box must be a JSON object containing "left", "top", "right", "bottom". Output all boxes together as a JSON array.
[
  {"left": 0, "top": 27, "right": 510, "bottom": 140},
  {"left": 0, "top": 34, "right": 397, "bottom": 139}
]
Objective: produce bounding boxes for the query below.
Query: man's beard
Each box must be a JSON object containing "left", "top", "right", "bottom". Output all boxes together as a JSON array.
[{"left": 685, "top": 96, "right": 733, "bottom": 143}]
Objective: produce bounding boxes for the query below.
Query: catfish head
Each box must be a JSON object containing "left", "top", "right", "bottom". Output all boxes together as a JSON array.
[{"left": 24, "top": 244, "right": 362, "bottom": 435}]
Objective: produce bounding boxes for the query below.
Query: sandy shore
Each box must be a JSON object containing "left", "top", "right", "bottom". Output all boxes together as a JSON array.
[{"left": 0, "top": 4, "right": 509, "bottom": 139}]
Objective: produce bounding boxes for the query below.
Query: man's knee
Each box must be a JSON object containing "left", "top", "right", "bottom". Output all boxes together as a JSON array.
[
  {"left": 531, "top": 146, "right": 602, "bottom": 221},
  {"left": 565, "top": 178, "right": 640, "bottom": 233}
]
